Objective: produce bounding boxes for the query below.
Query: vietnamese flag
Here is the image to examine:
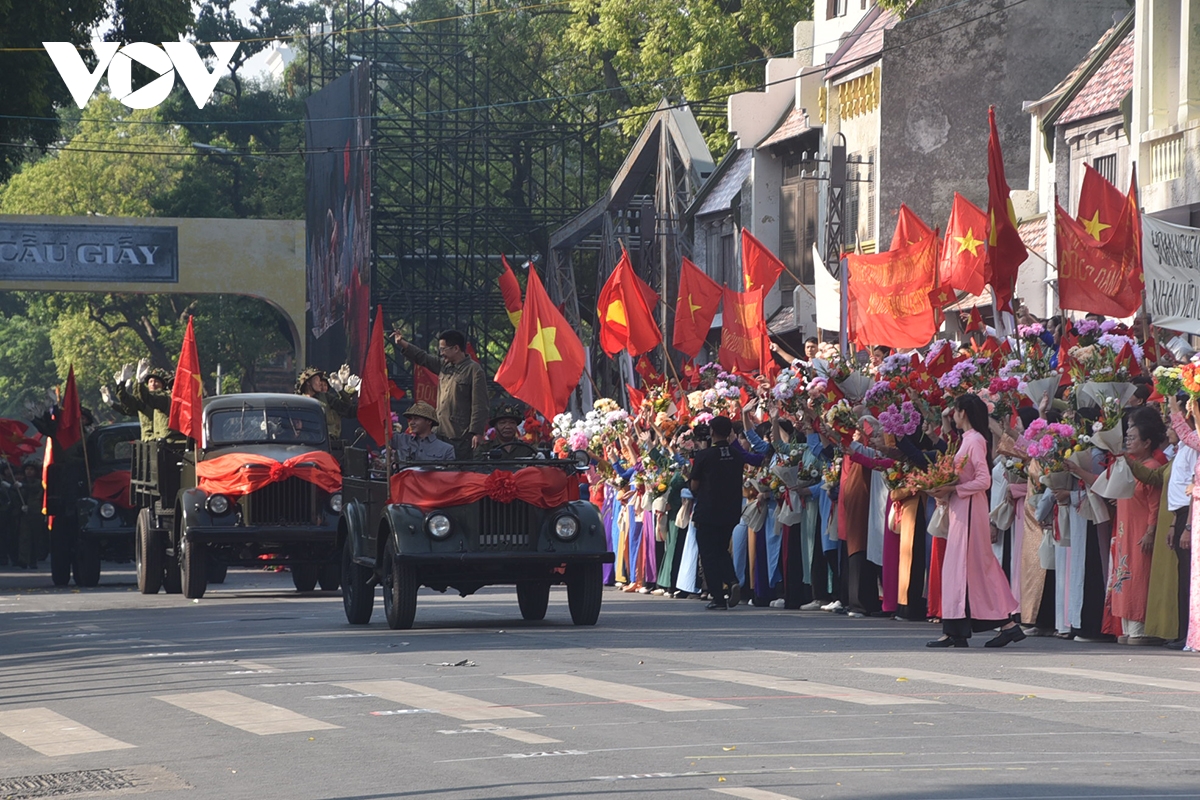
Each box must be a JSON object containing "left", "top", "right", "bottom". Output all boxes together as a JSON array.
[
  {"left": 626, "top": 383, "right": 646, "bottom": 411},
  {"left": 596, "top": 246, "right": 662, "bottom": 357},
  {"left": 55, "top": 366, "right": 82, "bottom": 450},
  {"left": 1076, "top": 164, "right": 1127, "bottom": 245},
  {"left": 499, "top": 255, "right": 523, "bottom": 327},
  {"left": 1056, "top": 197, "right": 1143, "bottom": 318},
  {"left": 495, "top": 267, "right": 585, "bottom": 419},
  {"left": 168, "top": 317, "right": 203, "bottom": 443},
  {"left": 890, "top": 203, "right": 934, "bottom": 250},
  {"left": 986, "top": 106, "right": 1028, "bottom": 313},
  {"left": 673, "top": 257, "right": 722, "bottom": 359},
  {"left": 941, "top": 193, "right": 989, "bottom": 297},
  {"left": 356, "top": 306, "right": 390, "bottom": 447},
  {"left": 845, "top": 233, "right": 938, "bottom": 349},
  {"left": 963, "top": 306, "right": 985, "bottom": 333},
  {"left": 718, "top": 287, "right": 769, "bottom": 374},
  {"left": 741, "top": 229, "right": 785, "bottom": 293}
]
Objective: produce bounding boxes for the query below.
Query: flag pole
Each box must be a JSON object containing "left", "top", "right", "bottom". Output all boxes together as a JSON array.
[{"left": 79, "top": 407, "right": 92, "bottom": 491}]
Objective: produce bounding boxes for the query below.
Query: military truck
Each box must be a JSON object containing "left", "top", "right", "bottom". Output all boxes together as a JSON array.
[
  {"left": 69, "top": 422, "right": 141, "bottom": 587},
  {"left": 132, "top": 394, "right": 342, "bottom": 599},
  {"left": 338, "top": 448, "right": 612, "bottom": 629}
]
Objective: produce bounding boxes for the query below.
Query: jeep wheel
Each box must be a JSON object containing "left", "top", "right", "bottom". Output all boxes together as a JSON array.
[
  {"left": 136, "top": 509, "right": 163, "bottom": 594},
  {"left": 206, "top": 561, "right": 228, "bottom": 584},
  {"left": 516, "top": 581, "right": 551, "bottom": 621},
  {"left": 49, "top": 532, "right": 72, "bottom": 587},
  {"left": 73, "top": 538, "right": 101, "bottom": 588},
  {"left": 341, "top": 536, "right": 373, "bottom": 625},
  {"left": 291, "top": 564, "right": 319, "bottom": 592},
  {"left": 180, "top": 537, "right": 207, "bottom": 599},
  {"left": 318, "top": 562, "right": 341, "bottom": 592},
  {"left": 382, "top": 538, "right": 416, "bottom": 630},
  {"left": 566, "top": 563, "right": 603, "bottom": 625}
]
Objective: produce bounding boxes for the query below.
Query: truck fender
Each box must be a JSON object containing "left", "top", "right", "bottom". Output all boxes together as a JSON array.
[
  {"left": 382, "top": 504, "right": 426, "bottom": 560},
  {"left": 178, "top": 487, "right": 212, "bottom": 541},
  {"left": 341, "top": 499, "right": 372, "bottom": 561}
]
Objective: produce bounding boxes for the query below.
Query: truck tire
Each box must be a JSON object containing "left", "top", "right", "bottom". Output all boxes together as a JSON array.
[
  {"left": 341, "top": 536, "right": 373, "bottom": 625},
  {"left": 318, "top": 562, "right": 341, "bottom": 592},
  {"left": 291, "top": 564, "right": 319, "bottom": 592},
  {"left": 136, "top": 509, "right": 163, "bottom": 594},
  {"left": 180, "top": 536, "right": 207, "bottom": 599},
  {"left": 382, "top": 538, "right": 416, "bottom": 630},
  {"left": 566, "top": 563, "right": 603, "bottom": 626},
  {"left": 516, "top": 581, "right": 551, "bottom": 621},
  {"left": 206, "top": 561, "right": 228, "bottom": 584},
  {"left": 49, "top": 532, "right": 72, "bottom": 587},
  {"left": 73, "top": 537, "right": 101, "bottom": 588}
]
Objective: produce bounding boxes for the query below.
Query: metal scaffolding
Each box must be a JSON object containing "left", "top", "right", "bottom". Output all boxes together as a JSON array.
[{"left": 307, "top": 0, "right": 604, "bottom": 376}]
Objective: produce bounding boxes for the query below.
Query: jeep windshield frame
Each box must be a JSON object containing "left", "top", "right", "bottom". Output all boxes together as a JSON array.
[{"left": 206, "top": 404, "right": 328, "bottom": 448}]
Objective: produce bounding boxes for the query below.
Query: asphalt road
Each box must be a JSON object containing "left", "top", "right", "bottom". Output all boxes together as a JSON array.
[{"left": 3, "top": 563, "right": 1200, "bottom": 800}]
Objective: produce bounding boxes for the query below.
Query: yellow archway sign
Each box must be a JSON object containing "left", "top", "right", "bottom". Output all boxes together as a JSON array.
[{"left": 0, "top": 214, "right": 306, "bottom": 366}]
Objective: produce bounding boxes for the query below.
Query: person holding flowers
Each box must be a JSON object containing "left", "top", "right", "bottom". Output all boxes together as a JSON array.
[{"left": 926, "top": 394, "right": 1022, "bottom": 648}]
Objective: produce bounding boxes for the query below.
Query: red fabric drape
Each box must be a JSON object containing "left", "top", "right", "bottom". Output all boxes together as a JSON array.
[
  {"left": 196, "top": 451, "right": 342, "bottom": 497},
  {"left": 91, "top": 470, "right": 132, "bottom": 509},
  {"left": 390, "top": 466, "right": 577, "bottom": 511}
]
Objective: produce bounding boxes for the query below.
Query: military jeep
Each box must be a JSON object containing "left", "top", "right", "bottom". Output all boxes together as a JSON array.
[
  {"left": 132, "top": 394, "right": 343, "bottom": 599},
  {"left": 339, "top": 449, "right": 612, "bottom": 629}
]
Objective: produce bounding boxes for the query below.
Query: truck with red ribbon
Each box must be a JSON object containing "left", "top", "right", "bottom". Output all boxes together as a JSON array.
[
  {"left": 131, "top": 394, "right": 343, "bottom": 599},
  {"left": 339, "top": 448, "right": 611, "bottom": 629},
  {"left": 68, "top": 421, "right": 141, "bottom": 587}
]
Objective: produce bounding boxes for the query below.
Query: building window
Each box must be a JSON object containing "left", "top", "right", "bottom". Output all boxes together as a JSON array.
[
  {"left": 844, "top": 156, "right": 860, "bottom": 249},
  {"left": 721, "top": 232, "right": 736, "bottom": 289},
  {"left": 1092, "top": 154, "right": 1117, "bottom": 185},
  {"left": 865, "top": 146, "right": 876, "bottom": 240},
  {"left": 826, "top": 0, "right": 847, "bottom": 19}
]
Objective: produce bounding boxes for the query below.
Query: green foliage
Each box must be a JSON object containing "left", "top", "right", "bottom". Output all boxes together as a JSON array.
[
  {"left": 876, "top": 0, "right": 917, "bottom": 14},
  {"left": 0, "top": 310, "right": 55, "bottom": 419},
  {"left": 105, "top": 0, "right": 193, "bottom": 44}
]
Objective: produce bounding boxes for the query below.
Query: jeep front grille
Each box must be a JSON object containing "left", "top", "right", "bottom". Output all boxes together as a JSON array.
[
  {"left": 243, "top": 477, "right": 316, "bottom": 525},
  {"left": 477, "top": 498, "right": 534, "bottom": 550}
]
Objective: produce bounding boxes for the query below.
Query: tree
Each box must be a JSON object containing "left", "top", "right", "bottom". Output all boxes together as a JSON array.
[
  {"left": 0, "top": 311, "right": 55, "bottom": 419},
  {"left": 104, "top": 0, "right": 194, "bottom": 44}
]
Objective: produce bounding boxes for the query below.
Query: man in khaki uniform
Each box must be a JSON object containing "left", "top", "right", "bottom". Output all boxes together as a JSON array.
[{"left": 392, "top": 329, "right": 489, "bottom": 460}]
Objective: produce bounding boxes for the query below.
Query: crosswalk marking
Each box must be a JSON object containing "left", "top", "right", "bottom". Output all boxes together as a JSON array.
[
  {"left": 856, "top": 668, "right": 1135, "bottom": 703},
  {"left": 504, "top": 674, "right": 741, "bottom": 712},
  {"left": 0, "top": 708, "right": 136, "bottom": 756},
  {"left": 1026, "top": 667, "right": 1200, "bottom": 694},
  {"left": 711, "top": 788, "right": 804, "bottom": 800},
  {"left": 337, "top": 680, "right": 541, "bottom": 721},
  {"left": 676, "top": 669, "right": 939, "bottom": 706},
  {"left": 475, "top": 726, "right": 561, "bottom": 744},
  {"left": 156, "top": 690, "right": 341, "bottom": 735}
]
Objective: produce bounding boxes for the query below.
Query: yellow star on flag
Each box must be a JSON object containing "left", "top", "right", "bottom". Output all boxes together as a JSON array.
[
  {"left": 1080, "top": 210, "right": 1111, "bottom": 242},
  {"left": 686, "top": 293, "right": 702, "bottom": 321},
  {"left": 954, "top": 227, "right": 983, "bottom": 257},
  {"left": 604, "top": 299, "right": 627, "bottom": 327},
  {"left": 528, "top": 320, "right": 562, "bottom": 364}
]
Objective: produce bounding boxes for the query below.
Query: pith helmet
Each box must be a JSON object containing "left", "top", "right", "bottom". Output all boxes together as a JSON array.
[
  {"left": 295, "top": 366, "right": 327, "bottom": 393},
  {"left": 145, "top": 367, "right": 172, "bottom": 386},
  {"left": 403, "top": 401, "right": 439, "bottom": 425},
  {"left": 489, "top": 401, "right": 526, "bottom": 427}
]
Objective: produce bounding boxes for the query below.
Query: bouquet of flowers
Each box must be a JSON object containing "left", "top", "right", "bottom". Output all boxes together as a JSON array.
[
  {"left": 905, "top": 451, "right": 958, "bottom": 495},
  {"left": 1002, "top": 456, "right": 1029, "bottom": 486},
  {"left": 822, "top": 458, "right": 842, "bottom": 491},
  {"left": 821, "top": 352, "right": 873, "bottom": 402},
  {"left": 1181, "top": 363, "right": 1200, "bottom": 398},
  {"left": 863, "top": 379, "right": 903, "bottom": 414},
  {"left": 877, "top": 352, "right": 916, "bottom": 378},
  {"left": 878, "top": 400, "right": 921, "bottom": 437},
  {"left": 1068, "top": 336, "right": 1140, "bottom": 405},
  {"left": 883, "top": 464, "right": 908, "bottom": 492},
  {"left": 823, "top": 400, "right": 859, "bottom": 447},
  {"left": 1070, "top": 317, "right": 1121, "bottom": 347},
  {"left": 937, "top": 357, "right": 991, "bottom": 398},
  {"left": 983, "top": 376, "right": 1021, "bottom": 422},
  {"left": 1154, "top": 365, "right": 1185, "bottom": 399},
  {"left": 1016, "top": 323, "right": 1057, "bottom": 380},
  {"left": 1081, "top": 395, "right": 1124, "bottom": 453},
  {"left": 1024, "top": 418, "right": 1079, "bottom": 476}
]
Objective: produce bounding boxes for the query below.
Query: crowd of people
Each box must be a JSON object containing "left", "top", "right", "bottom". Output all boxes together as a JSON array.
[{"left": 543, "top": 310, "right": 1200, "bottom": 650}]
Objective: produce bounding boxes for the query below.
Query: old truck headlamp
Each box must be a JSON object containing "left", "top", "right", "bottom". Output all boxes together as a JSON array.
[
  {"left": 99, "top": 502, "right": 116, "bottom": 520},
  {"left": 553, "top": 514, "right": 580, "bottom": 542},
  {"left": 207, "top": 494, "right": 231, "bottom": 515},
  {"left": 425, "top": 513, "right": 452, "bottom": 539}
]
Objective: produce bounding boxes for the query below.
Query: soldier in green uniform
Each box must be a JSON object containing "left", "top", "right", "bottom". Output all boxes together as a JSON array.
[
  {"left": 104, "top": 360, "right": 184, "bottom": 442},
  {"left": 476, "top": 401, "right": 540, "bottom": 459},
  {"left": 296, "top": 366, "right": 359, "bottom": 440},
  {"left": 15, "top": 458, "right": 46, "bottom": 569}
]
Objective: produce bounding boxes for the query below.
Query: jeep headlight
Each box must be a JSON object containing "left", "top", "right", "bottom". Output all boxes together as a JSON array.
[
  {"left": 207, "top": 494, "right": 231, "bottom": 515},
  {"left": 99, "top": 502, "right": 116, "bottom": 520},
  {"left": 553, "top": 514, "right": 580, "bottom": 542},
  {"left": 329, "top": 492, "right": 343, "bottom": 514},
  {"left": 425, "top": 513, "right": 452, "bottom": 539}
]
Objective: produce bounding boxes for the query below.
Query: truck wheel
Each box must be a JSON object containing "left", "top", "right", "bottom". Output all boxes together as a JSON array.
[
  {"left": 73, "top": 538, "right": 101, "bottom": 587},
  {"left": 318, "top": 562, "right": 341, "bottom": 592},
  {"left": 291, "top": 564, "right": 319, "bottom": 592},
  {"left": 566, "top": 563, "right": 603, "bottom": 626},
  {"left": 341, "top": 536, "right": 373, "bottom": 625},
  {"left": 206, "top": 561, "right": 228, "bottom": 584},
  {"left": 180, "top": 537, "right": 207, "bottom": 599},
  {"left": 49, "top": 532, "right": 72, "bottom": 587},
  {"left": 136, "top": 509, "right": 163, "bottom": 594},
  {"left": 516, "top": 581, "right": 551, "bottom": 621},
  {"left": 382, "top": 538, "right": 416, "bottom": 630}
]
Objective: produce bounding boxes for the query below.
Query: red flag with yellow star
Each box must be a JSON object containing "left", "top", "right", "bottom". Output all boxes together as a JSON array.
[
  {"left": 673, "top": 257, "right": 722, "bottom": 359},
  {"left": 741, "top": 229, "right": 785, "bottom": 294},
  {"left": 1056, "top": 193, "right": 1143, "bottom": 318},
  {"left": 986, "top": 106, "right": 1028, "bottom": 313},
  {"left": 1076, "top": 164, "right": 1127, "bottom": 246},
  {"left": 718, "top": 287, "right": 769, "bottom": 374},
  {"left": 596, "top": 245, "right": 662, "bottom": 357},
  {"left": 890, "top": 203, "right": 934, "bottom": 250},
  {"left": 498, "top": 255, "right": 523, "bottom": 327},
  {"left": 168, "top": 316, "right": 203, "bottom": 442},
  {"left": 495, "top": 267, "right": 585, "bottom": 419},
  {"left": 940, "top": 193, "right": 989, "bottom": 297}
]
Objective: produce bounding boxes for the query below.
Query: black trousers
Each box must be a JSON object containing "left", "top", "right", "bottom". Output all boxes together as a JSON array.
[
  {"left": 846, "top": 551, "right": 881, "bottom": 615},
  {"left": 694, "top": 520, "right": 737, "bottom": 603}
]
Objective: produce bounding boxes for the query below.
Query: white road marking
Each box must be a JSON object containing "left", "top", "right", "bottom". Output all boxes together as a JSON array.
[
  {"left": 677, "top": 669, "right": 939, "bottom": 706},
  {"left": 504, "top": 674, "right": 741, "bottom": 712},
  {"left": 856, "top": 668, "right": 1135, "bottom": 703},
  {"left": 155, "top": 690, "right": 341, "bottom": 735},
  {"left": 1025, "top": 667, "right": 1200, "bottom": 693},
  {"left": 712, "top": 788, "right": 805, "bottom": 800},
  {"left": 0, "top": 708, "right": 136, "bottom": 756},
  {"left": 337, "top": 680, "right": 541, "bottom": 721}
]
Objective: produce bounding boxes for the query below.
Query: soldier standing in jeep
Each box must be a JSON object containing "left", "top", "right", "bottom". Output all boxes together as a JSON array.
[
  {"left": 391, "top": 328, "right": 489, "bottom": 460},
  {"left": 296, "top": 366, "right": 359, "bottom": 440}
]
